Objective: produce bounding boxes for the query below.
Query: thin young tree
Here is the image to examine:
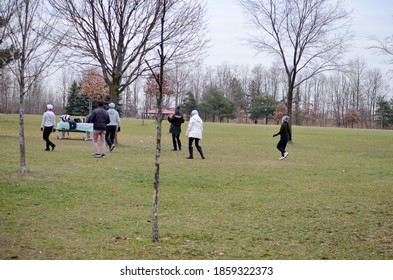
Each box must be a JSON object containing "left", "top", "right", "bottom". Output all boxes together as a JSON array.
[
  {"left": 238, "top": 0, "right": 353, "bottom": 140},
  {"left": 142, "top": 0, "right": 207, "bottom": 243},
  {"left": 5, "top": 0, "right": 62, "bottom": 173},
  {"left": 145, "top": 0, "right": 168, "bottom": 244}
]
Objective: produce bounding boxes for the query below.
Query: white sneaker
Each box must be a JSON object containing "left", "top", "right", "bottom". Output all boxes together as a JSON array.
[
  {"left": 284, "top": 152, "right": 289, "bottom": 159},
  {"left": 279, "top": 156, "right": 285, "bottom": 160}
]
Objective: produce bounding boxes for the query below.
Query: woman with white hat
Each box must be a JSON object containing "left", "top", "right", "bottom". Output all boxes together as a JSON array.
[
  {"left": 185, "top": 110, "right": 205, "bottom": 159},
  {"left": 41, "top": 104, "right": 56, "bottom": 151}
]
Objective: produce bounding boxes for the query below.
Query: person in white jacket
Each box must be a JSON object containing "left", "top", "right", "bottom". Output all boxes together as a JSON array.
[
  {"left": 185, "top": 110, "right": 205, "bottom": 159},
  {"left": 41, "top": 104, "right": 56, "bottom": 151}
]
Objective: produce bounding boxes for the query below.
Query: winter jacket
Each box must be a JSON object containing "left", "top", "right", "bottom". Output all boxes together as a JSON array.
[
  {"left": 277, "top": 122, "right": 291, "bottom": 140},
  {"left": 186, "top": 114, "right": 203, "bottom": 139},
  {"left": 41, "top": 110, "right": 56, "bottom": 128},
  {"left": 168, "top": 113, "right": 184, "bottom": 135},
  {"left": 90, "top": 107, "right": 110, "bottom": 130}
]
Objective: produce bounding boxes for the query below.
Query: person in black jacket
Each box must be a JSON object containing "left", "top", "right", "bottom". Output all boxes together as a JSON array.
[
  {"left": 90, "top": 100, "right": 110, "bottom": 158},
  {"left": 273, "top": 115, "right": 291, "bottom": 160},
  {"left": 167, "top": 106, "right": 185, "bottom": 151}
]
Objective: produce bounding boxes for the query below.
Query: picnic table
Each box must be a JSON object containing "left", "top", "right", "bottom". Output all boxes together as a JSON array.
[{"left": 56, "top": 122, "right": 93, "bottom": 141}]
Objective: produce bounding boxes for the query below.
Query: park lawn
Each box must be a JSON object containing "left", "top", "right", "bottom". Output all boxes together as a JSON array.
[{"left": 0, "top": 114, "right": 392, "bottom": 260}]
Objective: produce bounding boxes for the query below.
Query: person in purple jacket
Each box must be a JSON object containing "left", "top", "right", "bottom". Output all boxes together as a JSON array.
[{"left": 89, "top": 100, "right": 110, "bottom": 158}]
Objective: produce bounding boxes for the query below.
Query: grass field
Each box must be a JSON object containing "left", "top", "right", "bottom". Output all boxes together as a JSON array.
[{"left": 0, "top": 113, "right": 392, "bottom": 260}]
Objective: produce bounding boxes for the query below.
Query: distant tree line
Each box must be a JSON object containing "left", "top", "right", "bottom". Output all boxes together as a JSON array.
[{"left": 1, "top": 0, "right": 393, "bottom": 131}]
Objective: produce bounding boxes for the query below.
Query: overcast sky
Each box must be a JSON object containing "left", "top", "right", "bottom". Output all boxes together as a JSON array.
[{"left": 205, "top": 0, "right": 393, "bottom": 74}]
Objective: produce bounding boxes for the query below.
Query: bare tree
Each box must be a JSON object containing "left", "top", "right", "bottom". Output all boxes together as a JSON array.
[
  {"left": 145, "top": 64, "right": 175, "bottom": 243},
  {"left": 363, "top": 68, "right": 385, "bottom": 128},
  {"left": 238, "top": 0, "right": 352, "bottom": 139},
  {"left": 370, "top": 35, "right": 393, "bottom": 66},
  {"left": 49, "top": 0, "right": 208, "bottom": 107},
  {"left": 5, "top": 0, "right": 62, "bottom": 173}
]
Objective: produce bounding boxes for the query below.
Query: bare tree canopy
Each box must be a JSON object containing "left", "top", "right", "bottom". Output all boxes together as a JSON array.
[
  {"left": 3, "top": 0, "right": 63, "bottom": 173},
  {"left": 49, "top": 0, "right": 209, "bottom": 104},
  {"left": 238, "top": 0, "right": 353, "bottom": 138},
  {"left": 370, "top": 35, "right": 393, "bottom": 65}
]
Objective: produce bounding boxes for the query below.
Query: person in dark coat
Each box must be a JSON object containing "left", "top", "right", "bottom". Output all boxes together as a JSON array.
[
  {"left": 89, "top": 100, "right": 110, "bottom": 158},
  {"left": 273, "top": 115, "right": 291, "bottom": 160},
  {"left": 167, "top": 106, "right": 185, "bottom": 151}
]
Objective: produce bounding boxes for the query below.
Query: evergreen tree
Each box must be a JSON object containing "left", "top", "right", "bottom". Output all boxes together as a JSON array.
[
  {"left": 200, "top": 86, "right": 236, "bottom": 122},
  {"left": 65, "top": 81, "right": 90, "bottom": 116},
  {"left": 0, "top": 14, "right": 18, "bottom": 69},
  {"left": 249, "top": 94, "right": 278, "bottom": 124},
  {"left": 375, "top": 96, "right": 392, "bottom": 129},
  {"left": 182, "top": 91, "right": 198, "bottom": 119}
]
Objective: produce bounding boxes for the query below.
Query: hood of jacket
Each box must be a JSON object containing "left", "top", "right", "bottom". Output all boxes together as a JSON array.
[{"left": 192, "top": 114, "right": 202, "bottom": 123}]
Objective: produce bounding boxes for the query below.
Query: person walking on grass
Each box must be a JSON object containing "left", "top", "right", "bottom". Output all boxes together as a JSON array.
[
  {"left": 168, "top": 106, "right": 184, "bottom": 151},
  {"left": 106, "top": 102, "right": 121, "bottom": 152},
  {"left": 273, "top": 115, "right": 291, "bottom": 160},
  {"left": 41, "top": 104, "right": 56, "bottom": 151},
  {"left": 185, "top": 110, "right": 205, "bottom": 159},
  {"left": 90, "top": 100, "right": 110, "bottom": 158}
]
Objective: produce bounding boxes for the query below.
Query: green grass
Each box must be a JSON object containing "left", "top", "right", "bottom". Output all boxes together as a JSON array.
[{"left": 1, "top": 114, "right": 393, "bottom": 260}]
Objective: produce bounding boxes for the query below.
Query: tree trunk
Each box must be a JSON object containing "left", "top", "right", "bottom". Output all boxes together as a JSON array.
[
  {"left": 152, "top": 112, "right": 162, "bottom": 243},
  {"left": 151, "top": 0, "right": 167, "bottom": 244},
  {"left": 19, "top": 87, "right": 27, "bottom": 173},
  {"left": 287, "top": 76, "right": 295, "bottom": 142}
]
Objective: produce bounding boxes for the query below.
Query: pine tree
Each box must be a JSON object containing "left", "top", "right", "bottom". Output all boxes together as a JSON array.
[
  {"left": 0, "top": 15, "right": 18, "bottom": 69},
  {"left": 65, "top": 81, "right": 90, "bottom": 116}
]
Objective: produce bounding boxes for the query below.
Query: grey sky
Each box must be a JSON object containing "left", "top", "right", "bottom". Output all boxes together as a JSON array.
[{"left": 205, "top": 0, "right": 393, "bottom": 74}]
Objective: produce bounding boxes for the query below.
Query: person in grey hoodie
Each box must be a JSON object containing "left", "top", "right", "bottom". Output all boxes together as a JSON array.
[
  {"left": 105, "top": 102, "right": 121, "bottom": 151},
  {"left": 185, "top": 110, "right": 205, "bottom": 159}
]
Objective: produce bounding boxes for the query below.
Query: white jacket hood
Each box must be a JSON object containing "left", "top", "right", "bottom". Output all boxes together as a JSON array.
[{"left": 186, "top": 114, "right": 203, "bottom": 139}]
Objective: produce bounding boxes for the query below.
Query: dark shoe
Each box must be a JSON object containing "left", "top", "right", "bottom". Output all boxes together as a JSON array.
[
  {"left": 101, "top": 154, "right": 106, "bottom": 158},
  {"left": 186, "top": 156, "right": 193, "bottom": 159},
  {"left": 93, "top": 153, "right": 101, "bottom": 158},
  {"left": 45, "top": 148, "right": 50, "bottom": 151},
  {"left": 172, "top": 148, "right": 177, "bottom": 151},
  {"left": 51, "top": 144, "right": 56, "bottom": 151},
  {"left": 110, "top": 145, "right": 115, "bottom": 152}
]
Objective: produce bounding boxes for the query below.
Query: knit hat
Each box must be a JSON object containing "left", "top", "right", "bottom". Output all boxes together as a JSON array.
[
  {"left": 282, "top": 115, "right": 289, "bottom": 123},
  {"left": 47, "top": 104, "right": 53, "bottom": 110},
  {"left": 191, "top": 110, "right": 198, "bottom": 115},
  {"left": 175, "top": 106, "right": 181, "bottom": 114},
  {"left": 109, "top": 102, "right": 115, "bottom": 108}
]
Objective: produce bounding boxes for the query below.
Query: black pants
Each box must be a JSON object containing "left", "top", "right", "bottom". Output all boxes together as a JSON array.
[
  {"left": 276, "top": 137, "right": 288, "bottom": 156},
  {"left": 172, "top": 133, "right": 181, "bottom": 150},
  {"left": 106, "top": 125, "right": 117, "bottom": 147},
  {"left": 43, "top": 126, "right": 55, "bottom": 150},
  {"left": 188, "top": 137, "right": 201, "bottom": 149}
]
